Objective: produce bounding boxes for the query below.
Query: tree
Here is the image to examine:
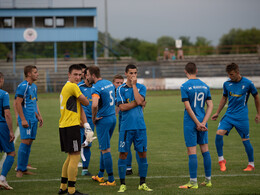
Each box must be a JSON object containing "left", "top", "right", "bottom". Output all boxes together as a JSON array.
[
  {"left": 178, "top": 36, "right": 193, "bottom": 46},
  {"left": 195, "top": 36, "right": 212, "bottom": 47},
  {"left": 156, "top": 36, "right": 175, "bottom": 49}
]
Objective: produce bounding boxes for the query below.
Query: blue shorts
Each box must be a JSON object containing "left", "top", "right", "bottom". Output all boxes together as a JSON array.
[
  {"left": 118, "top": 129, "right": 147, "bottom": 153},
  {"left": 96, "top": 115, "right": 116, "bottom": 150},
  {"left": 0, "top": 122, "right": 15, "bottom": 153},
  {"left": 18, "top": 120, "right": 38, "bottom": 140},
  {"left": 218, "top": 115, "right": 249, "bottom": 139},
  {"left": 184, "top": 123, "right": 208, "bottom": 147}
]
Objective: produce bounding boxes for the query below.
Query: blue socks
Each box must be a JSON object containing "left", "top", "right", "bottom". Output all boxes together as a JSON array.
[
  {"left": 243, "top": 140, "right": 254, "bottom": 162},
  {"left": 98, "top": 152, "right": 104, "bottom": 178},
  {"left": 118, "top": 158, "right": 127, "bottom": 179},
  {"left": 126, "top": 150, "right": 132, "bottom": 169},
  {"left": 202, "top": 151, "right": 211, "bottom": 177},
  {"left": 103, "top": 152, "right": 114, "bottom": 182},
  {"left": 189, "top": 154, "right": 197, "bottom": 179},
  {"left": 1, "top": 155, "right": 14, "bottom": 177},
  {"left": 17, "top": 143, "right": 31, "bottom": 171},
  {"left": 215, "top": 134, "right": 224, "bottom": 157},
  {"left": 82, "top": 147, "right": 91, "bottom": 168},
  {"left": 138, "top": 157, "right": 148, "bottom": 178}
]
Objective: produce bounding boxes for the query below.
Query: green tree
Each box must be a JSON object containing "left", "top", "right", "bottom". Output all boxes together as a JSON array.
[
  {"left": 156, "top": 36, "right": 175, "bottom": 49},
  {"left": 138, "top": 41, "right": 157, "bottom": 61},
  {"left": 178, "top": 36, "right": 193, "bottom": 46}
]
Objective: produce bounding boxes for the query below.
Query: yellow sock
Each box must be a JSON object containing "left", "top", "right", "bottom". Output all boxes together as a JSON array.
[
  {"left": 60, "top": 155, "right": 70, "bottom": 190},
  {"left": 68, "top": 154, "right": 80, "bottom": 194}
]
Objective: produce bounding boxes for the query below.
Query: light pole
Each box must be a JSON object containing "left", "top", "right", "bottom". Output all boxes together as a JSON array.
[{"left": 104, "top": 0, "right": 109, "bottom": 58}]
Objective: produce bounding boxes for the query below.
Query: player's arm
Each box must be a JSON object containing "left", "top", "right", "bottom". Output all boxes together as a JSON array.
[
  {"left": 132, "top": 77, "right": 144, "bottom": 105},
  {"left": 253, "top": 93, "right": 260, "bottom": 123},
  {"left": 80, "top": 105, "right": 87, "bottom": 124},
  {"left": 119, "top": 101, "right": 138, "bottom": 111},
  {"left": 91, "top": 95, "right": 102, "bottom": 125},
  {"left": 184, "top": 101, "right": 207, "bottom": 131},
  {"left": 202, "top": 99, "right": 213, "bottom": 125},
  {"left": 4, "top": 108, "right": 15, "bottom": 142},
  {"left": 78, "top": 94, "right": 89, "bottom": 106},
  {"left": 15, "top": 96, "right": 29, "bottom": 128},
  {"left": 211, "top": 96, "right": 228, "bottom": 121},
  {"left": 36, "top": 104, "right": 43, "bottom": 127}
]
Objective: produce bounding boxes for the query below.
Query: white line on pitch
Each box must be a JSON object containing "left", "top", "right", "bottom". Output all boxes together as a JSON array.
[{"left": 8, "top": 173, "right": 260, "bottom": 183}]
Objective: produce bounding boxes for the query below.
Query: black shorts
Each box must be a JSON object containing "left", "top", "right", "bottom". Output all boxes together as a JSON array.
[{"left": 59, "top": 125, "right": 81, "bottom": 153}]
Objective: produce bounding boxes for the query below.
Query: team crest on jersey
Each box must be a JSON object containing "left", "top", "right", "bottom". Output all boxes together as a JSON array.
[{"left": 242, "top": 85, "right": 245, "bottom": 89}]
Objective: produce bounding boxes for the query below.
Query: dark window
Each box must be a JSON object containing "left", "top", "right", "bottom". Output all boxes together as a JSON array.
[
  {"left": 44, "top": 18, "right": 53, "bottom": 27},
  {"left": 3, "top": 18, "right": 12, "bottom": 28}
]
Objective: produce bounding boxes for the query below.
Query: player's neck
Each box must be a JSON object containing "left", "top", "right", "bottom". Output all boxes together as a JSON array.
[
  {"left": 94, "top": 77, "right": 102, "bottom": 84},
  {"left": 188, "top": 74, "right": 197, "bottom": 80},
  {"left": 126, "top": 80, "right": 132, "bottom": 87},
  {"left": 26, "top": 77, "right": 33, "bottom": 85}
]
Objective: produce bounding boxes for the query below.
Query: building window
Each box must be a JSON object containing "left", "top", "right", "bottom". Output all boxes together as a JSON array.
[
  {"left": 3, "top": 18, "right": 12, "bottom": 28},
  {"left": 56, "top": 18, "right": 65, "bottom": 27},
  {"left": 44, "top": 18, "right": 53, "bottom": 27}
]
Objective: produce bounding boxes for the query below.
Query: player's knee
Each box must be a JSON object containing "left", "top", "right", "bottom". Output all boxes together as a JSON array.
[
  {"left": 7, "top": 151, "right": 16, "bottom": 157},
  {"left": 119, "top": 152, "right": 127, "bottom": 159},
  {"left": 216, "top": 130, "right": 226, "bottom": 136},
  {"left": 242, "top": 138, "right": 249, "bottom": 142}
]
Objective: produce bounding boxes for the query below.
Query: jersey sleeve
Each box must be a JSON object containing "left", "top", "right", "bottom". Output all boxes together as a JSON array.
[
  {"left": 206, "top": 86, "right": 212, "bottom": 100},
  {"left": 223, "top": 82, "right": 228, "bottom": 97},
  {"left": 116, "top": 86, "right": 125, "bottom": 106},
  {"left": 3, "top": 92, "right": 10, "bottom": 110},
  {"left": 139, "top": 84, "right": 146, "bottom": 99},
  {"left": 71, "top": 83, "right": 82, "bottom": 98},
  {"left": 180, "top": 85, "right": 189, "bottom": 102},
  {"left": 249, "top": 81, "right": 258, "bottom": 96},
  {"left": 16, "top": 83, "right": 27, "bottom": 98}
]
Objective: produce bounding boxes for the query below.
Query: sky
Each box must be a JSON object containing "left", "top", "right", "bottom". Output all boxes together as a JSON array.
[{"left": 1, "top": 0, "right": 260, "bottom": 45}]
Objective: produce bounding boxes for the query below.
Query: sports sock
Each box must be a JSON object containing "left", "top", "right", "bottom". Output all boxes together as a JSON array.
[
  {"left": 68, "top": 154, "right": 80, "bottom": 194},
  {"left": 126, "top": 149, "right": 132, "bottom": 169},
  {"left": 60, "top": 155, "right": 70, "bottom": 190},
  {"left": 25, "top": 144, "right": 32, "bottom": 168},
  {"left": 1, "top": 155, "right": 14, "bottom": 177},
  {"left": 218, "top": 156, "right": 224, "bottom": 162},
  {"left": 135, "top": 151, "right": 140, "bottom": 166},
  {"left": 98, "top": 152, "right": 105, "bottom": 177},
  {"left": 118, "top": 158, "right": 127, "bottom": 180},
  {"left": 189, "top": 154, "right": 197, "bottom": 180},
  {"left": 82, "top": 147, "right": 91, "bottom": 168},
  {"left": 17, "top": 143, "right": 30, "bottom": 171},
  {"left": 202, "top": 151, "right": 211, "bottom": 178},
  {"left": 103, "top": 152, "right": 114, "bottom": 182},
  {"left": 215, "top": 134, "right": 224, "bottom": 157},
  {"left": 243, "top": 140, "right": 254, "bottom": 163},
  {"left": 138, "top": 157, "right": 148, "bottom": 178}
]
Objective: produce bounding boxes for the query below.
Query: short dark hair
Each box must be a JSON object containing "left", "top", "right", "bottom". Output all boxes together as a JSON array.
[
  {"left": 69, "top": 64, "right": 82, "bottom": 73},
  {"left": 226, "top": 63, "right": 239, "bottom": 73},
  {"left": 113, "top": 74, "right": 124, "bottom": 82},
  {"left": 88, "top": 66, "right": 101, "bottom": 78},
  {"left": 185, "top": 62, "right": 197, "bottom": 74},
  {"left": 79, "top": 63, "right": 87, "bottom": 69},
  {"left": 83, "top": 66, "right": 89, "bottom": 76},
  {"left": 24, "top": 65, "right": 37, "bottom": 77},
  {"left": 0, "top": 72, "right": 4, "bottom": 79},
  {"left": 125, "top": 64, "right": 137, "bottom": 73}
]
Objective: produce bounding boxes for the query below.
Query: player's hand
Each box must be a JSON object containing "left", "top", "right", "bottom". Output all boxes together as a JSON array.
[
  {"left": 92, "top": 117, "right": 103, "bottom": 125},
  {"left": 211, "top": 113, "right": 219, "bottom": 121},
  {"left": 196, "top": 123, "right": 208, "bottom": 131},
  {"left": 9, "top": 131, "right": 15, "bottom": 142},
  {"left": 36, "top": 113, "right": 43, "bottom": 127},
  {"left": 255, "top": 114, "right": 260, "bottom": 124},
  {"left": 22, "top": 119, "right": 29, "bottom": 128},
  {"left": 131, "top": 75, "right": 137, "bottom": 86}
]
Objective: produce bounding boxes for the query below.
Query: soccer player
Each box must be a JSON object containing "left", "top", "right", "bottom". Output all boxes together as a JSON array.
[
  {"left": 0, "top": 72, "right": 15, "bottom": 190},
  {"left": 78, "top": 67, "right": 95, "bottom": 176},
  {"left": 58, "top": 64, "right": 91, "bottom": 195},
  {"left": 87, "top": 66, "right": 117, "bottom": 186},
  {"left": 15, "top": 65, "right": 43, "bottom": 178},
  {"left": 117, "top": 64, "right": 152, "bottom": 193},
  {"left": 179, "top": 62, "right": 213, "bottom": 189},
  {"left": 211, "top": 63, "right": 260, "bottom": 172}
]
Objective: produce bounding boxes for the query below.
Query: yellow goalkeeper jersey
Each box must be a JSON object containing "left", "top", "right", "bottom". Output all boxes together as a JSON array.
[{"left": 59, "top": 81, "right": 83, "bottom": 128}]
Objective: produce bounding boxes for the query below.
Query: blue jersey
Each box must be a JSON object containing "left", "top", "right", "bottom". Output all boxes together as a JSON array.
[
  {"left": 181, "top": 79, "right": 212, "bottom": 124},
  {"left": 117, "top": 83, "right": 146, "bottom": 131},
  {"left": 91, "top": 79, "right": 115, "bottom": 118},
  {"left": 0, "top": 89, "right": 10, "bottom": 122},
  {"left": 78, "top": 82, "right": 92, "bottom": 118},
  {"left": 15, "top": 80, "right": 37, "bottom": 122},
  {"left": 223, "top": 77, "right": 258, "bottom": 120}
]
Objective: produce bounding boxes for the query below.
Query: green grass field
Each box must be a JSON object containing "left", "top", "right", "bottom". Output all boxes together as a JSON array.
[{"left": 1, "top": 90, "right": 260, "bottom": 194}]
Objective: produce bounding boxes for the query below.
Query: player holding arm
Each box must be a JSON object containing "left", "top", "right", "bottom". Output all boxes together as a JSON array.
[
  {"left": 211, "top": 63, "right": 260, "bottom": 172},
  {"left": 179, "top": 62, "right": 213, "bottom": 189}
]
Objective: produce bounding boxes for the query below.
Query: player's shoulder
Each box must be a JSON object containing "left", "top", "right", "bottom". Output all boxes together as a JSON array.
[
  {"left": 0, "top": 89, "right": 9, "bottom": 97},
  {"left": 17, "top": 80, "right": 29, "bottom": 88}
]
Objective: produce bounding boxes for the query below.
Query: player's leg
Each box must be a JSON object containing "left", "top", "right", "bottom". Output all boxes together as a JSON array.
[
  {"left": 99, "top": 115, "right": 116, "bottom": 186},
  {"left": 0, "top": 125, "right": 15, "bottom": 190},
  {"left": 200, "top": 144, "right": 212, "bottom": 187},
  {"left": 236, "top": 120, "right": 254, "bottom": 171},
  {"left": 179, "top": 125, "right": 198, "bottom": 189},
  {"left": 59, "top": 154, "right": 70, "bottom": 194},
  {"left": 135, "top": 129, "right": 152, "bottom": 191},
  {"left": 126, "top": 147, "right": 133, "bottom": 175},
  {"left": 80, "top": 127, "right": 92, "bottom": 176}
]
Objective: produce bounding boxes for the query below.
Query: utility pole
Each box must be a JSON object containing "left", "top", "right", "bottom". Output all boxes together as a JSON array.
[{"left": 104, "top": 0, "right": 109, "bottom": 58}]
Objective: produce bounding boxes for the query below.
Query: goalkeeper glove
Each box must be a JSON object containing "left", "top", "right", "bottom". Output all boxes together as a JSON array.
[{"left": 83, "top": 123, "right": 97, "bottom": 143}]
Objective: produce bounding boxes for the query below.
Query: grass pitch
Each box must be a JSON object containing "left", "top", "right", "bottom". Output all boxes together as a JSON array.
[{"left": 1, "top": 89, "right": 260, "bottom": 194}]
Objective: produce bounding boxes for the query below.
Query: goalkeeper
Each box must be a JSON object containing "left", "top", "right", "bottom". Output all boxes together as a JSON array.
[{"left": 78, "top": 67, "right": 96, "bottom": 176}]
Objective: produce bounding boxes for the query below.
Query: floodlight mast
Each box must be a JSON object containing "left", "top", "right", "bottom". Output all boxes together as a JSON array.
[{"left": 104, "top": 0, "right": 109, "bottom": 58}]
